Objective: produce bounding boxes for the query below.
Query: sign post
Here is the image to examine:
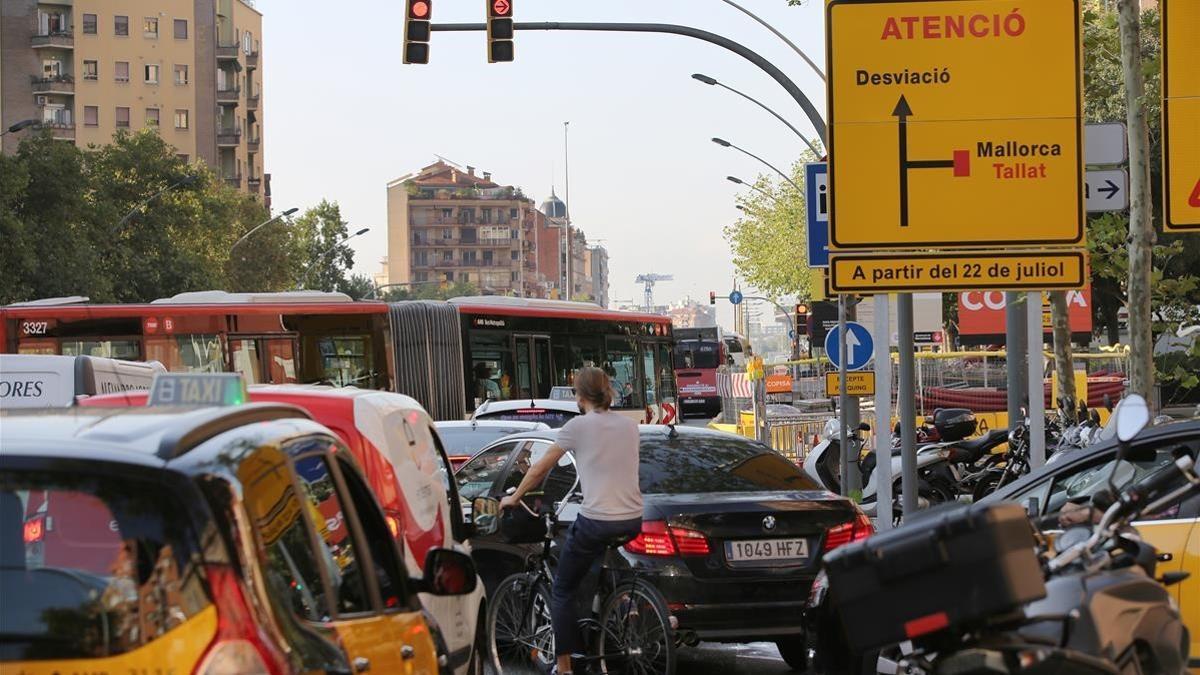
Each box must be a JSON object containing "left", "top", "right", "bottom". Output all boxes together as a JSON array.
[{"left": 873, "top": 294, "right": 893, "bottom": 531}]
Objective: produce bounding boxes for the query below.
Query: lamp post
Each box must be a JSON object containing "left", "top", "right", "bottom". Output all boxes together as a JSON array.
[
  {"left": 0, "top": 119, "right": 39, "bottom": 136},
  {"left": 230, "top": 207, "right": 298, "bottom": 257},
  {"left": 717, "top": 0, "right": 826, "bottom": 82},
  {"left": 726, "top": 175, "right": 781, "bottom": 204},
  {"left": 713, "top": 137, "right": 802, "bottom": 192},
  {"left": 119, "top": 174, "right": 199, "bottom": 225},
  {"left": 299, "top": 227, "right": 370, "bottom": 290},
  {"left": 692, "top": 74, "right": 820, "bottom": 156}
]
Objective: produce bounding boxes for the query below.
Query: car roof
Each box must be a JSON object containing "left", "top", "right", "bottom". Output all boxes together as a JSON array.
[
  {"left": 434, "top": 419, "right": 549, "bottom": 431},
  {"left": 461, "top": 423, "right": 758, "bottom": 459},
  {"left": 0, "top": 403, "right": 315, "bottom": 464},
  {"left": 985, "top": 419, "right": 1200, "bottom": 503},
  {"left": 474, "top": 398, "right": 580, "bottom": 414}
]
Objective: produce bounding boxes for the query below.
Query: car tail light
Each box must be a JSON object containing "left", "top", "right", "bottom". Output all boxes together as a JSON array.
[
  {"left": 23, "top": 515, "right": 45, "bottom": 544},
  {"left": 625, "top": 520, "right": 710, "bottom": 557},
  {"left": 822, "top": 511, "right": 873, "bottom": 553},
  {"left": 194, "top": 564, "right": 287, "bottom": 675}
]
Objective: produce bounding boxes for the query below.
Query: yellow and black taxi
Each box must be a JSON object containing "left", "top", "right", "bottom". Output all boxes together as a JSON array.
[{"left": 0, "top": 373, "right": 476, "bottom": 674}]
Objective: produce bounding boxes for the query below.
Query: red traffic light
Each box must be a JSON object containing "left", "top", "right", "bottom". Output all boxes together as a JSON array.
[
  {"left": 795, "top": 303, "right": 808, "bottom": 315},
  {"left": 409, "top": 0, "right": 430, "bottom": 19},
  {"left": 709, "top": 291, "right": 716, "bottom": 305},
  {"left": 490, "top": 0, "right": 512, "bottom": 17}
]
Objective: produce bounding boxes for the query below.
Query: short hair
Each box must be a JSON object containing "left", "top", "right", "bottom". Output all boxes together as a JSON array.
[{"left": 574, "top": 366, "right": 613, "bottom": 410}]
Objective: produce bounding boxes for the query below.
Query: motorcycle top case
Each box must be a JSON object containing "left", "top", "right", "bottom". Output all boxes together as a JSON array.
[
  {"left": 822, "top": 502, "right": 1045, "bottom": 652},
  {"left": 933, "top": 408, "right": 978, "bottom": 442}
]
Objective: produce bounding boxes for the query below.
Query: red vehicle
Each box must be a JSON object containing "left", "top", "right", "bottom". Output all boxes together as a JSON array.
[
  {"left": 1, "top": 291, "right": 677, "bottom": 422},
  {"left": 673, "top": 327, "right": 725, "bottom": 418}
]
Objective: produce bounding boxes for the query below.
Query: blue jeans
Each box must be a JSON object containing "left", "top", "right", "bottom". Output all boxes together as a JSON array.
[{"left": 551, "top": 514, "right": 642, "bottom": 657}]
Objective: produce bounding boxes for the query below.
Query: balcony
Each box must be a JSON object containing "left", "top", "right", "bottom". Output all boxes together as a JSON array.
[
  {"left": 246, "top": 135, "right": 260, "bottom": 152},
  {"left": 44, "top": 121, "right": 75, "bottom": 141},
  {"left": 216, "top": 86, "right": 240, "bottom": 104},
  {"left": 247, "top": 175, "right": 261, "bottom": 191},
  {"left": 216, "top": 43, "right": 239, "bottom": 60},
  {"left": 223, "top": 172, "right": 242, "bottom": 188},
  {"left": 246, "top": 50, "right": 258, "bottom": 68},
  {"left": 31, "top": 74, "right": 74, "bottom": 95},
  {"left": 216, "top": 127, "right": 241, "bottom": 146},
  {"left": 31, "top": 31, "right": 73, "bottom": 49}
]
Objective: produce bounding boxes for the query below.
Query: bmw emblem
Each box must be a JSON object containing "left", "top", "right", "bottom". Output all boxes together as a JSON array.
[{"left": 762, "top": 515, "right": 777, "bottom": 531}]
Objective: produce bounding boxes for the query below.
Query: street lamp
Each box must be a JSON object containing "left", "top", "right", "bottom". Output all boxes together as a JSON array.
[
  {"left": 0, "top": 119, "right": 40, "bottom": 136},
  {"left": 713, "top": 137, "right": 802, "bottom": 192},
  {"left": 119, "top": 174, "right": 199, "bottom": 225},
  {"left": 298, "top": 227, "right": 371, "bottom": 290},
  {"left": 692, "top": 74, "right": 820, "bottom": 156},
  {"left": 726, "top": 175, "right": 780, "bottom": 203},
  {"left": 230, "top": 207, "right": 299, "bottom": 256},
  {"left": 718, "top": 0, "right": 826, "bottom": 82}
]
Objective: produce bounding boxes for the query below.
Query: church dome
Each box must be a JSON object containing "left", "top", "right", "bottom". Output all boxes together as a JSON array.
[{"left": 540, "top": 189, "right": 567, "bottom": 219}]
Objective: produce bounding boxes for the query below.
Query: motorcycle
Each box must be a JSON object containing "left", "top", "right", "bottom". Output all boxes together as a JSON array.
[
  {"left": 824, "top": 394, "right": 1195, "bottom": 675},
  {"left": 803, "top": 418, "right": 957, "bottom": 522}
]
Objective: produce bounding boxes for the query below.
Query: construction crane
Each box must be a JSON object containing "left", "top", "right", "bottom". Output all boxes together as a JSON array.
[{"left": 635, "top": 273, "right": 673, "bottom": 313}]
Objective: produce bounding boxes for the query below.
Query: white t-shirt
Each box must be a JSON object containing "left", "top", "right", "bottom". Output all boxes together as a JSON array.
[{"left": 556, "top": 410, "right": 643, "bottom": 521}]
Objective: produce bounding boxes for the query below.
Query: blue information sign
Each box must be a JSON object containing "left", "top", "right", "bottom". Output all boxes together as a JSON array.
[
  {"left": 729, "top": 290, "right": 744, "bottom": 305},
  {"left": 805, "top": 162, "right": 830, "bottom": 268}
]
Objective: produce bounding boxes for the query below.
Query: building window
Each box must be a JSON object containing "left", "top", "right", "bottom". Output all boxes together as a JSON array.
[
  {"left": 510, "top": 208, "right": 518, "bottom": 219},
  {"left": 82, "top": 14, "right": 97, "bottom": 34},
  {"left": 115, "top": 61, "right": 130, "bottom": 82},
  {"left": 114, "top": 15, "right": 128, "bottom": 36},
  {"left": 442, "top": 229, "right": 453, "bottom": 240},
  {"left": 174, "top": 109, "right": 189, "bottom": 129},
  {"left": 145, "top": 108, "right": 160, "bottom": 126},
  {"left": 177, "top": 154, "right": 189, "bottom": 163},
  {"left": 82, "top": 60, "right": 98, "bottom": 80},
  {"left": 84, "top": 106, "right": 98, "bottom": 127},
  {"left": 174, "top": 64, "right": 188, "bottom": 85},
  {"left": 116, "top": 107, "right": 130, "bottom": 128},
  {"left": 511, "top": 251, "right": 519, "bottom": 260},
  {"left": 173, "top": 19, "right": 187, "bottom": 39},
  {"left": 242, "top": 31, "right": 252, "bottom": 53},
  {"left": 144, "top": 17, "right": 158, "bottom": 37},
  {"left": 144, "top": 64, "right": 159, "bottom": 84},
  {"left": 442, "top": 251, "right": 453, "bottom": 261}
]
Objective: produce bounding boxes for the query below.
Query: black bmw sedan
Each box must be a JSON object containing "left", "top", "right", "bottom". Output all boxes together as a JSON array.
[{"left": 455, "top": 424, "right": 872, "bottom": 669}]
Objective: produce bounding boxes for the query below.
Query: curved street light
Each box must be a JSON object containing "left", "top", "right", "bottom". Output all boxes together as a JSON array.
[
  {"left": 718, "top": 0, "right": 826, "bottom": 82},
  {"left": 298, "top": 228, "right": 371, "bottom": 290},
  {"left": 714, "top": 138, "right": 802, "bottom": 192},
  {"left": 693, "top": 74, "right": 820, "bottom": 156},
  {"left": 230, "top": 207, "right": 299, "bottom": 256},
  {"left": 726, "top": 175, "right": 780, "bottom": 204},
  {"left": 119, "top": 174, "right": 199, "bottom": 225},
  {"left": 1, "top": 119, "right": 40, "bottom": 137}
]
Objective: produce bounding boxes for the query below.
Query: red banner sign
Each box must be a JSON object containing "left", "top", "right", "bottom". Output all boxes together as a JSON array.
[{"left": 958, "top": 288, "right": 1093, "bottom": 336}]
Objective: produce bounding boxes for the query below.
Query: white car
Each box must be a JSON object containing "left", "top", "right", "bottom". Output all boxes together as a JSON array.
[
  {"left": 0, "top": 354, "right": 164, "bottom": 408},
  {"left": 470, "top": 398, "right": 581, "bottom": 428}
]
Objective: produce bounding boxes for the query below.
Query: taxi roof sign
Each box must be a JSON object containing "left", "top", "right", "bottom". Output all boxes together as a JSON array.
[
  {"left": 148, "top": 373, "right": 248, "bottom": 407},
  {"left": 826, "top": 0, "right": 1084, "bottom": 249}
]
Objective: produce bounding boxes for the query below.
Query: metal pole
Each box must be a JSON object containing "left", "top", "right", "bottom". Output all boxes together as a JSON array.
[
  {"left": 564, "top": 121, "right": 571, "bottom": 298},
  {"left": 837, "top": 294, "right": 850, "bottom": 497},
  {"left": 1005, "top": 292, "right": 1025, "bottom": 430},
  {"left": 898, "top": 293, "right": 918, "bottom": 517},
  {"left": 431, "top": 21, "right": 828, "bottom": 146},
  {"left": 1027, "top": 293, "right": 1047, "bottom": 468},
  {"left": 874, "top": 294, "right": 893, "bottom": 531},
  {"left": 718, "top": 0, "right": 826, "bottom": 82}
]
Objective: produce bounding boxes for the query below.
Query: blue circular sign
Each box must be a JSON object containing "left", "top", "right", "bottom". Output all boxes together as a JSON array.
[
  {"left": 728, "top": 290, "right": 743, "bottom": 305},
  {"left": 824, "top": 322, "right": 874, "bottom": 371}
]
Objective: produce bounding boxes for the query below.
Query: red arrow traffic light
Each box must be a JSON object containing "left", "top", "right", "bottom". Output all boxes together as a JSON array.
[
  {"left": 487, "top": 0, "right": 513, "bottom": 62},
  {"left": 490, "top": 0, "right": 511, "bottom": 17}
]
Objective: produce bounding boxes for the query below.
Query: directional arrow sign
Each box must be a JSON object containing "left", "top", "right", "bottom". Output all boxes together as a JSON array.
[
  {"left": 1085, "top": 169, "right": 1128, "bottom": 212},
  {"left": 491, "top": 0, "right": 511, "bottom": 16},
  {"left": 824, "top": 321, "right": 874, "bottom": 371},
  {"left": 826, "top": 0, "right": 1084, "bottom": 250},
  {"left": 1163, "top": 0, "right": 1200, "bottom": 231}
]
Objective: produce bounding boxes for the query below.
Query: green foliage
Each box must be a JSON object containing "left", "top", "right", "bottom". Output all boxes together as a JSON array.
[
  {"left": 337, "top": 274, "right": 377, "bottom": 301},
  {"left": 0, "top": 129, "right": 314, "bottom": 304},
  {"left": 381, "top": 281, "right": 479, "bottom": 301},
  {"left": 293, "top": 200, "right": 356, "bottom": 293},
  {"left": 722, "top": 153, "right": 818, "bottom": 301}
]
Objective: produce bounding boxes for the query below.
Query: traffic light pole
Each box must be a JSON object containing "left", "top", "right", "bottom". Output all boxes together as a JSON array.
[{"left": 430, "top": 21, "right": 828, "bottom": 146}]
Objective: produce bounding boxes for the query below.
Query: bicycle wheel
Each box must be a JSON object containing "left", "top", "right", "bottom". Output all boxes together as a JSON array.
[
  {"left": 597, "top": 579, "right": 676, "bottom": 675},
  {"left": 488, "top": 573, "right": 556, "bottom": 673}
]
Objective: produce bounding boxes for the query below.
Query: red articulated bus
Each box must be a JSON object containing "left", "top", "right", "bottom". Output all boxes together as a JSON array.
[{"left": 1, "top": 291, "right": 678, "bottom": 423}]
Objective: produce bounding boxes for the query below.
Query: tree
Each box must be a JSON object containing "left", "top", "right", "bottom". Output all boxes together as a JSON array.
[
  {"left": 381, "top": 281, "right": 479, "bottom": 302},
  {"left": 338, "top": 274, "right": 377, "bottom": 300},
  {"left": 294, "top": 200, "right": 355, "bottom": 292}
]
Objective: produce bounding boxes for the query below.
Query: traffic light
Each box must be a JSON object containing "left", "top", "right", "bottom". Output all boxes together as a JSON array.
[
  {"left": 404, "top": 0, "right": 432, "bottom": 64},
  {"left": 795, "top": 303, "right": 809, "bottom": 336},
  {"left": 709, "top": 291, "right": 716, "bottom": 306},
  {"left": 487, "top": 0, "right": 514, "bottom": 63}
]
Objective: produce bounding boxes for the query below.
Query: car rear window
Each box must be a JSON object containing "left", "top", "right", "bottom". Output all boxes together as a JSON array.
[
  {"left": 438, "top": 426, "right": 529, "bottom": 456},
  {"left": 639, "top": 434, "right": 822, "bottom": 494},
  {"left": 476, "top": 409, "right": 576, "bottom": 428},
  {"left": 0, "top": 470, "right": 209, "bottom": 660}
]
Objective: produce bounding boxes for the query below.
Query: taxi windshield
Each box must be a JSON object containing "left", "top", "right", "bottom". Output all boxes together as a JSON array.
[{"left": 0, "top": 470, "right": 209, "bottom": 661}]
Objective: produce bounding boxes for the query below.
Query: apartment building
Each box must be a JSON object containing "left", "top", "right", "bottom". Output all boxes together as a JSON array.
[
  {"left": 586, "top": 244, "right": 609, "bottom": 308},
  {"left": 386, "top": 161, "right": 540, "bottom": 295},
  {"left": 1, "top": 0, "right": 267, "bottom": 199}
]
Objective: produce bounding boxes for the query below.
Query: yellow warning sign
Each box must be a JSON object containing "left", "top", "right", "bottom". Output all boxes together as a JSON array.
[
  {"left": 829, "top": 250, "right": 1088, "bottom": 293},
  {"left": 826, "top": 371, "right": 877, "bottom": 397},
  {"left": 1163, "top": 0, "right": 1200, "bottom": 231}
]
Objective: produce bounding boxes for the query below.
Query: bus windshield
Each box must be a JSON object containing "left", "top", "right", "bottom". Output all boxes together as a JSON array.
[{"left": 673, "top": 341, "right": 721, "bottom": 370}]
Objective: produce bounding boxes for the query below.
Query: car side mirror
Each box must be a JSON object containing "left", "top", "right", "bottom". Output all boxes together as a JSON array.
[
  {"left": 1024, "top": 496, "right": 1040, "bottom": 518},
  {"left": 417, "top": 548, "right": 478, "bottom": 596},
  {"left": 472, "top": 496, "right": 500, "bottom": 536}
]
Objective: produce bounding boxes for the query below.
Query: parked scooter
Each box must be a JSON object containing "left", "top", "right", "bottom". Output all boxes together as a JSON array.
[
  {"left": 822, "top": 394, "right": 1194, "bottom": 675},
  {"left": 804, "top": 419, "right": 956, "bottom": 522}
]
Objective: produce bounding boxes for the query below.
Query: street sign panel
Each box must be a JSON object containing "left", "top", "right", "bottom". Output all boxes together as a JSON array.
[
  {"left": 824, "top": 321, "right": 874, "bottom": 371},
  {"left": 729, "top": 290, "right": 744, "bottom": 305},
  {"left": 1084, "top": 122, "right": 1128, "bottom": 166},
  {"left": 1085, "top": 169, "right": 1128, "bottom": 213},
  {"left": 1163, "top": 0, "right": 1200, "bottom": 231},
  {"left": 805, "top": 162, "right": 830, "bottom": 267},
  {"left": 826, "top": 371, "right": 876, "bottom": 397},
  {"left": 826, "top": 0, "right": 1084, "bottom": 249},
  {"left": 829, "top": 250, "right": 1088, "bottom": 293},
  {"left": 912, "top": 331, "right": 944, "bottom": 344},
  {"left": 810, "top": 301, "right": 839, "bottom": 345}
]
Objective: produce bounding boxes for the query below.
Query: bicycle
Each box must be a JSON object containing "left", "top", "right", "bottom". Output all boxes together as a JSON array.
[{"left": 476, "top": 491, "right": 676, "bottom": 675}]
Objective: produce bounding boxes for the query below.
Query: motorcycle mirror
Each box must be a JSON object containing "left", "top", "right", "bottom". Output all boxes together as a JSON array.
[
  {"left": 1090, "top": 409, "right": 1101, "bottom": 425},
  {"left": 858, "top": 422, "right": 872, "bottom": 432},
  {"left": 1114, "top": 394, "right": 1150, "bottom": 443}
]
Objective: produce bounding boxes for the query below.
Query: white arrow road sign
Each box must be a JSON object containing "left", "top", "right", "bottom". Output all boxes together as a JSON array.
[{"left": 1085, "top": 169, "right": 1129, "bottom": 213}]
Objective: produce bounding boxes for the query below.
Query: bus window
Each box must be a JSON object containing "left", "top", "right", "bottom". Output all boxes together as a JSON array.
[
  {"left": 641, "top": 344, "right": 657, "bottom": 405},
  {"left": 316, "top": 336, "right": 372, "bottom": 386},
  {"left": 656, "top": 342, "right": 677, "bottom": 401},
  {"left": 673, "top": 341, "right": 720, "bottom": 370},
  {"left": 605, "top": 337, "right": 640, "bottom": 410},
  {"left": 467, "top": 332, "right": 513, "bottom": 401},
  {"left": 17, "top": 340, "right": 56, "bottom": 355},
  {"left": 265, "top": 338, "right": 299, "bottom": 384},
  {"left": 61, "top": 339, "right": 140, "bottom": 360},
  {"left": 514, "top": 340, "right": 532, "bottom": 399},
  {"left": 230, "top": 338, "right": 263, "bottom": 384},
  {"left": 145, "top": 334, "right": 224, "bottom": 373},
  {"left": 533, "top": 338, "right": 552, "bottom": 399}
]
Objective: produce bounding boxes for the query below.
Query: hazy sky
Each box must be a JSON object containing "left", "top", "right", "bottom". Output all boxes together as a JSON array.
[{"left": 258, "top": 0, "right": 827, "bottom": 328}]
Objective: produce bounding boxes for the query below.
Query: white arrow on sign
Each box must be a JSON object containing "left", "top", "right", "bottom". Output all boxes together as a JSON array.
[
  {"left": 845, "top": 327, "right": 862, "bottom": 362},
  {"left": 1085, "top": 169, "right": 1129, "bottom": 213}
]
